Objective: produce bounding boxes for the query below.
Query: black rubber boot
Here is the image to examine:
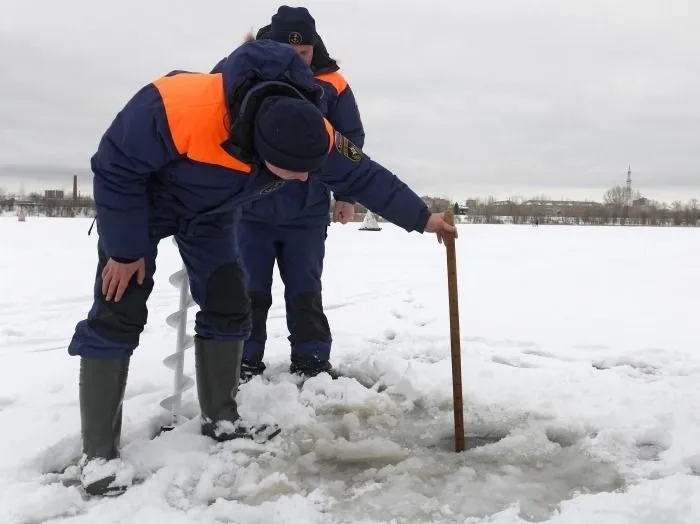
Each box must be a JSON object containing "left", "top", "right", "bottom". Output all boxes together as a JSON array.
[
  {"left": 78, "top": 355, "right": 131, "bottom": 496},
  {"left": 195, "top": 336, "right": 281, "bottom": 443},
  {"left": 290, "top": 356, "right": 340, "bottom": 380},
  {"left": 240, "top": 358, "right": 266, "bottom": 384}
]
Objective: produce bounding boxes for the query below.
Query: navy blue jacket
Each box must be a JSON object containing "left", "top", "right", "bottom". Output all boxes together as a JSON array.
[
  {"left": 212, "top": 30, "right": 366, "bottom": 227},
  {"left": 92, "top": 40, "right": 430, "bottom": 261}
]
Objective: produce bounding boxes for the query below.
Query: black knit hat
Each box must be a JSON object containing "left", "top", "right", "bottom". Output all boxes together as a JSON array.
[
  {"left": 253, "top": 96, "right": 329, "bottom": 172},
  {"left": 268, "top": 6, "right": 316, "bottom": 45}
]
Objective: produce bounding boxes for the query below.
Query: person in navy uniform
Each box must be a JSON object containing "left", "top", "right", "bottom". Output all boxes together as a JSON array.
[
  {"left": 69, "top": 38, "right": 456, "bottom": 496},
  {"left": 226, "top": 6, "right": 370, "bottom": 381}
]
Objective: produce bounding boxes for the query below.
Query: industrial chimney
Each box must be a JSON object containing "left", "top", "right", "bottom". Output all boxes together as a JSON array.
[{"left": 73, "top": 175, "right": 78, "bottom": 205}]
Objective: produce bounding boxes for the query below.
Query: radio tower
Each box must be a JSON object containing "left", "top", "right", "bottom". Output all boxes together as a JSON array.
[{"left": 625, "top": 165, "right": 632, "bottom": 206}]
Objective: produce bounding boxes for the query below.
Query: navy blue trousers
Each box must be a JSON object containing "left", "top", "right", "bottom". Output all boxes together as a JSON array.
[
  {"left": 237, "top": 220, "right": 331, "bottom": 363},
  {"left": 68, "top": 228, "right": 249, "bottom": 358}
]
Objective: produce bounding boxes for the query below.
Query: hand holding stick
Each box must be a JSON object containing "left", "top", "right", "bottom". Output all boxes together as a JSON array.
[{"left": 443, "top": 210, "right": 465, "bottom": 452}]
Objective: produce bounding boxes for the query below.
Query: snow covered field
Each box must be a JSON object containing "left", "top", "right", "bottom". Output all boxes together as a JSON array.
[{"left": 1, "top": 217, "right": 699, "bottom": 523}]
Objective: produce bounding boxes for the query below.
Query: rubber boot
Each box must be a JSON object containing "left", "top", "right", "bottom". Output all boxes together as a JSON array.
[
  {"left": 290, "top": 356, "right": 340, "bottom": 380},
  {"left": 240, "top": 358, "right": 266, "bottom": 384},
  {"left": 78, "top": 355, "right": 133, "bottom": 496},
  {"left": 195, "top": 336, "right": 280, "bottom": 443}
]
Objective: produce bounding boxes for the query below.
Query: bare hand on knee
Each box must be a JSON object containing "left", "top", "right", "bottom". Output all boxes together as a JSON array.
[{"left": 102, "top": 258, "right": 146, "bottom": 302}]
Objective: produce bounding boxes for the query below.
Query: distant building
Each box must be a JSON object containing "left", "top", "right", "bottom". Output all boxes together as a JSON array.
[
  {"left": 633, "top": 197, "right": 650, "bottom": 207},
  {"left": 452, "top": 202, "right": 468, "bottom": 215},
  {"left": 44, "top": 189, "right": 65, "bottom": 199}
]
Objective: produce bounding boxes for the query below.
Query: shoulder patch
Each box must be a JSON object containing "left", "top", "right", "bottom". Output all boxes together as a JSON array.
[{"left": 334, "top": 131, "right": 362, "bottom": 162}]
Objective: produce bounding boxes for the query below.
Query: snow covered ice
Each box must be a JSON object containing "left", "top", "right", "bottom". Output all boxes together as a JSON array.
[{"left": 1, "top": 217, "right": 700, "bottom": 523}]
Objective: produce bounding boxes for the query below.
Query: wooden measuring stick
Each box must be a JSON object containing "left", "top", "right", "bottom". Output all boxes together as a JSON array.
[{"left": 443, "top": 210, "right": 465, "bottom": 452}]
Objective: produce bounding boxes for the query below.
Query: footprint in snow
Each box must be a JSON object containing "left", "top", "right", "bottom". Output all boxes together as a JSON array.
[
  {"left": 491, "top": 355, "right": 539, "bottom": 369},
  {"left": 522, "top": 349, "right": 560, "bottom": 359},
  {"left": 634, "top": 430, "right": 672, "bottom": 462},
  {"left": 592, "top": 357, "right": 659, "bottom": 376}
]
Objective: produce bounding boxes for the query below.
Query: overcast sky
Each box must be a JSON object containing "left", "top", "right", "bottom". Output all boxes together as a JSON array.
[{"left": 1, "top": 0, "right": 698, "bottom": 203}]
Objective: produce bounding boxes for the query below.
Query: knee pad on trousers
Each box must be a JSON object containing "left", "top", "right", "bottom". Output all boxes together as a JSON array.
[
  {"left": 288, "top": 290, "right": 330, "bottom": 342},
  {"left": 198, "top": 262, "right": 250, "bottom": 335}
]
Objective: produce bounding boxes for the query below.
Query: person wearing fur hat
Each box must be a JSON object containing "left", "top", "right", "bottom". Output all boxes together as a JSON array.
[{"left": 217, "top": 6, "right": 371, "bottom": 383}]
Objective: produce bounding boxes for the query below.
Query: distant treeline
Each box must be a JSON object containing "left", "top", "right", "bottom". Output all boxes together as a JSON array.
[
  {"left": 347, "top": 189, "right": 700, "bottom": 227},
  {"left": 3, "top": 186, "right": 699, "bottom": 226}
]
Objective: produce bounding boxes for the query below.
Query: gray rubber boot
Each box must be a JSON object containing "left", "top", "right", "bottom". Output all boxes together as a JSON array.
[
  {"left": 78, "top": 355, "right": 131, "bottom": 496},
  {"left": 195, "top": 336, "right": 280, "bottom": 443}
]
